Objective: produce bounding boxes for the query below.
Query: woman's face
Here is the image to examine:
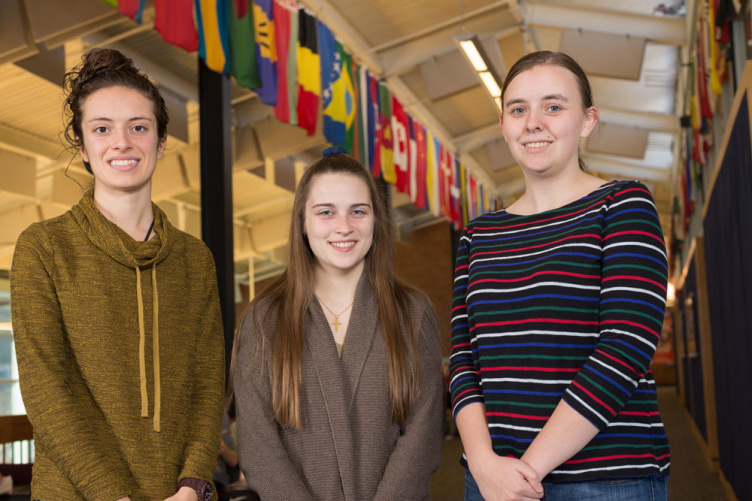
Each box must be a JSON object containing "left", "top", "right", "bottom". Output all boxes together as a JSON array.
[
  {"left": 79, "top": 85, "right": 164, "bottom": 196},
  {"left": 500, "top": 64, "right": 597, "bottom": 178},
  {"left": 304, "top": 173, "right": 374, "bottom": 278}
]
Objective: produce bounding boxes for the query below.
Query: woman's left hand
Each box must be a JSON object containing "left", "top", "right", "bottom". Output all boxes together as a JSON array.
[{"left": 164, "top": 486, "right": 198, "bottom": 501}]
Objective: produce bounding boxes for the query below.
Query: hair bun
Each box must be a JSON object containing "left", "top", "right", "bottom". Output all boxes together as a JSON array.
[{"left": 323, "top": 146, "right": 349, "bottom": 157}]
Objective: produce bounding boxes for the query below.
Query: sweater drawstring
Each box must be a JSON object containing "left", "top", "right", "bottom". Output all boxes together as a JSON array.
[{"left": 136, "top": 265, "right": 162, "bottom": 432}]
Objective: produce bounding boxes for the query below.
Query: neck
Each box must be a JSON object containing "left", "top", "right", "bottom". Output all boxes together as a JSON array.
[
  {"left": 313, "top": 264, "right": 363, "bottom": 309},
  {"left": 515, "top": 167, "right": 602, "bottom": 214},
  {"left": 93, "top": 183, "right": 154, "bottom": 241}
]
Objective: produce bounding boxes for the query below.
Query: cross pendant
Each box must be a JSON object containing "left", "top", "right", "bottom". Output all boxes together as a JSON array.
[{"left": 332, "top": 317, "right": 341, "bottom": 332}]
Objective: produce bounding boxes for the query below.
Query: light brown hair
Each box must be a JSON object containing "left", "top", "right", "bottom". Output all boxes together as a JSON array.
[
  {"left": 501, "top": 51, "right": 595, "bottom": 171},
  {"left": 243, "top": 153, "right": 421, "bottom": 429}
]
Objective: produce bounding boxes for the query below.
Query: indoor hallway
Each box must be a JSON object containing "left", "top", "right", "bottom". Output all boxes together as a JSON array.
[{"left": 430, "top": 386, "right": 730, "bottom": 501}]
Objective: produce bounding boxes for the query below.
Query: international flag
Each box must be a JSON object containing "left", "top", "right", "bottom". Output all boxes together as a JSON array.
[
  {"left": 318, "top": 21, "right": 342, "bottom": 144},
  {"left": 426, "top": 130, "right": 440, "bottom": 217},
  {"left": 379, "top": 83, "right": 395, "bottom": 183},
  {"left": 368, "top": 74, "right": 381, "bottom": 176},
  {"left": 118, "top": 0, "right": 145, "bottom": 23},
  {"left": 391, "top": 95, "right": 410, "bottom": 194},
  {"left": 410, "top": 118, "right": 427, "bottom": 210},
  {"left": 154, "top": 0, "right": 199, "bottom": 51},
  {"left": 229, "top": 0, "right": 261, "bottom": 88},
  {"left": 340, "top": 49, "right": 357, "bottom": 153},
  {"left": 346, "top": 57, "right": 359, "bottom": 157},
  {"left": 296, "top": 8, "right": 319, "bottom": 135},
  {"left": 273, "top": 0, "right": 298, "bottom": 124},
  {"left": 358, "top": 65, "right": 370, "bottom": 168},
  {"left": 451, "top": 156, "right": 462, "bottom": 228},
  {"left": 459, "top": 162, "right": 469, "bottom": 226},
  {"left": 252, "top": 0, "right": 277, "bottom": 106},
  {"left": 196, "top": 0, "right": 230, "bottom": 73}
]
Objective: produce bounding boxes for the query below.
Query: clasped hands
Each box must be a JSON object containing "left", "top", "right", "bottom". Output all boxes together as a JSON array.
[{"left": 467, "top": 450, "right": 545, "bottom": 501}]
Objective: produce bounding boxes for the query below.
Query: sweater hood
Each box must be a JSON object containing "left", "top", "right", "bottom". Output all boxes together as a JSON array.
[
  {"left": 71, "top": 187, "right": 172, "bottom": 432},
  {"left": 71, "top": 188, "right": 174, "bottom": 269}
]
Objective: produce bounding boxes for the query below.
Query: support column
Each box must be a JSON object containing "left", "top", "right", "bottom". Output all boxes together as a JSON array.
[{"left": 198, "top": 58, "right": 235, "bottom": 386}]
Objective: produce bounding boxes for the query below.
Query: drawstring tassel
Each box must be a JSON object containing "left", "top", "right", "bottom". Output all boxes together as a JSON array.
[
  {"left": 152, "top": 265, "right": 161, "bottom": 432},
  {"left": 136, "top": 267, "right": 148, "bottom": 418}
]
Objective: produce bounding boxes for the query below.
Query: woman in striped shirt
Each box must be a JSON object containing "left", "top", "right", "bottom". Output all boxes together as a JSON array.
[{"left": 450, "top": 51, "right": 670, "bottom": 501}]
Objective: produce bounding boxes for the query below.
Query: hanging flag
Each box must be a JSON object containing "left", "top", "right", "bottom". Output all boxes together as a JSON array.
[
  {"left": 339, "top": 49, "right": 357, "bottom": 153},
  {"left": 459, "top": 162, "right": 469, "bottom": 226},
  {"left": 229, "top": 0, "right": 261, "bottom": 88},
  {"left": 252, "top": 0, "right": 277, "bottom": 105},
  {"left": 101, "top": 0, "right": 118, "bottom": 7},
  {"left": 378, "top": 83, "right": 395, "bottom": 183},
  {"left": 358, "top": 65, "right": 370, "bottom": 168},
  {"left": 351, "top": 59, "right": 362, "bottom": 163},
  {"left": 154, "top": 0, "right": 199, "bottom": 51},
  {"left": 411, "top": 118, "right": 427, "bottom": 210},
  {"left": 391, "top": 95, "right": 410, "bottom": 194},
  {"left": 368, "top": 74, "right": 381, "bottom": 176},
  {"left": 273, "top": 0, "right": 298, "bottom": 124},
  {"left": 425, "top": 131, "right": 440, "bottom": 217},
  {"left": 118, "top": 0, "right": 145, "bottom": 23},
  {"left": 296, "top": 8, "right": 319, "bottom": 135},
  {"left": 450, "top": 155, "right": 462, "bottom": 228},
  {"left": 319, "top": 21, "right": 344, "bottom": 145},
  {"left": 196, "top": 0, "right": 230, "bottom": 73}
]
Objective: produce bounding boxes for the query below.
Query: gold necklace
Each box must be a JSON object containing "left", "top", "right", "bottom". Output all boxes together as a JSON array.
[{"left": 316, "top": 296, "right": 354, "bottom": 333}]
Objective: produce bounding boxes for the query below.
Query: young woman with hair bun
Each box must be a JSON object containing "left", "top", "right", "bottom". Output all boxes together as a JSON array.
[
  {"left": 11, "top": 48, "right": 224, "bottom": 501},
  {"left": 232, "top": 149, "right": 445, "bottom": 500}
]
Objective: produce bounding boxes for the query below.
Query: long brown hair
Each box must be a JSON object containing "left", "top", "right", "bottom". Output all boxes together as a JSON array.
[
  {"left": 249, "top": 153, "right": 421, "bottom": 429},
  {"left": 501, "top": 51, "right": 595, "bottom": 171}
]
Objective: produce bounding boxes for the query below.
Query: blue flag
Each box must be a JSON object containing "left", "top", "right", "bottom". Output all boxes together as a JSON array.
[{"left": 252, "top": 0, "right": 277, "bottom": 105}]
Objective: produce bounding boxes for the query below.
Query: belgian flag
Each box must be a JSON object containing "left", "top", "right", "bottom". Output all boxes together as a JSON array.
[{"left": 296, "top": 8, "right": 319, "bottom": 135}]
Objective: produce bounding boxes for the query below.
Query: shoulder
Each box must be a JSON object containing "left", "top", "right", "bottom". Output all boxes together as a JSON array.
[
  {"left": 239, "top": 295, "right": 280, "bottom": 340},
  {"left": 167, "top": 225, "right": 217, "bottom": 267},
  {"left": 604, "top": 180, "right": 657, "bottom": 205},
  {"left": 14, "top": 212, "right": 77, "bottom": 256}
]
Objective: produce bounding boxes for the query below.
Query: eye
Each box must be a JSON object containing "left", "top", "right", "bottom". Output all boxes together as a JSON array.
[
  {"left": 93, "top": 126, "right": 108, "bottom": 134},
  {"left": 352, "top": 208, "right": 368, "bottom": 216},
  {"left": 318, "top": 209, "right": 334, "bottom": 216},
  {"left": 547, "top": 104, "right": 562, "bottom": 112},
  {"left": 508, "top": 107, "right": 525, "bottom": 115},
  {"left": 132, "top": 124, "right": 148, "bottom": 132}
]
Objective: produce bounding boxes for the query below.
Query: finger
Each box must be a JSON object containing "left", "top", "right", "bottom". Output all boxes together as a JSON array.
[{"left": 517, "top": 466, "right": 543, "bottom": 493}]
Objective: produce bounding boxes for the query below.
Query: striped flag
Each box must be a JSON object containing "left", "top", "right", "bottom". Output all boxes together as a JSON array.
[
  {"left": 378, "top": 83, "right": 395, "bottom": 183},
  {"left": 391, "top": 95, "right": 410, "bottom": 194},
  {"left": 411, "top": 118, "right": 427, "bottom": 210},
  {"left": 273, "top": 0, "right": 298, "bottom": 124},
  {"left": 229, "top": 0, "right": 261, "bottom": 88},
  {"left": 252, "top": 0, "right": 277, "bottom": 105},
  {"left": 296, "top": 8, "right": 319, "bottom": 135},
  {"left": 196, "top": 0, "right": 230, "bottom": 73}
]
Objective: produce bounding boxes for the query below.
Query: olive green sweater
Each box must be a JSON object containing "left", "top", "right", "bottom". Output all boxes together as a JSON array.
[{"left": 11, "top": 189, "right": 225, "bottom": 501}]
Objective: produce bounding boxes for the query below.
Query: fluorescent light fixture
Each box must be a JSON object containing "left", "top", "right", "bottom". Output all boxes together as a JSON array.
[{"left": 454, "top": 34, "right": 504, "bottom": 111}]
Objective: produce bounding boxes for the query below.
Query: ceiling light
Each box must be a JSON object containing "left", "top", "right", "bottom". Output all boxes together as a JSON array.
[{"left": 454, "top": 34, "right": 503, "bottom": 111}]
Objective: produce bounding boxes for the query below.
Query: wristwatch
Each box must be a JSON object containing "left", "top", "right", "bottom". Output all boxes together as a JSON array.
[{"left": 178, "top": 477, "right": 213, "bottom": 501}]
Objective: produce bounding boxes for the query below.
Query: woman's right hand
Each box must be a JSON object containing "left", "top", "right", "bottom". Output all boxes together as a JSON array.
[{"left": 467, "top": 449, "right": 543, "bottom": 501}]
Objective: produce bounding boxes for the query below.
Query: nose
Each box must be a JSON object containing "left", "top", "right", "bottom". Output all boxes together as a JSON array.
[
  {"left": 112, "top": 128, "right": 133, "bottom": 150},
  {"left": 525, "top": 109, "right": 544, "bottom": 132},
  {"left": 335, "top": 214, "right": 353, "bottom": 234}
]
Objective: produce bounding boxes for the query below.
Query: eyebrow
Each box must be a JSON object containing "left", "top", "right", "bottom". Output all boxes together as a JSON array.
[
  {"left": 311, "top": 202, "right": 372, "bottom": 208},
  {"left": 86, "top": 116, "right": 154, "bottom": 123},
  {"left": 504, "top": 94, "right": 570, "bottom": 107}
]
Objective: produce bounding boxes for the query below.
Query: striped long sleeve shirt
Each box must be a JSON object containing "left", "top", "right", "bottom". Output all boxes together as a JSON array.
[{"left": 449, "top": 181, "right": 670, "bottom": 482}]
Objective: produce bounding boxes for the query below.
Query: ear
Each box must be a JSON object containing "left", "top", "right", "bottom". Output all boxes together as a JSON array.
[
  {"left": 78, "top": 140, "right": 89, "bottom": 163},
  {"left": 580, "top": 106, "right": 598, "bottom": 138},
  {"left": 157, "top": 139, "right": 166, "bottom": 160},
  {"left": 499, "top": 113, "right": 508, "bottom": 142}
]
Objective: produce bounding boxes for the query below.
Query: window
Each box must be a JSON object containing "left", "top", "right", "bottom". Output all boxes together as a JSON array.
[{"left": 0, "top": 290, "right": 25, "bottom": 416}]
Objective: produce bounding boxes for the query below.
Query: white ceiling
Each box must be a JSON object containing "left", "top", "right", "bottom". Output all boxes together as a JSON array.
[{"left": 0, "top": 0, "right": 689, "bottom": 277}]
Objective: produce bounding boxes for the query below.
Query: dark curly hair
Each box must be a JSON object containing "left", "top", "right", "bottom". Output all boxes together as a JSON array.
[{"left": 62, "top": 48, "right": 169, "bottom": 173}]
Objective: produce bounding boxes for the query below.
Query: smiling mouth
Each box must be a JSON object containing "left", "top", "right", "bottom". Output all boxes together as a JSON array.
[
  {"left": 330, "top": 241, "right": 356, "bottom": 250},
  {"left": 523, "top": 141, "right": 552, "bottom": 149},
  {"left": 109, "top": 159, "right": 139, "bottom": 167}
]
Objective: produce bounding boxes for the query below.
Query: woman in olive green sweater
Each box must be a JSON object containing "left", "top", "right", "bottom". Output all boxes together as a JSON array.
[{"left": 10, "top": 49, "right": 224, "bottom": 501}]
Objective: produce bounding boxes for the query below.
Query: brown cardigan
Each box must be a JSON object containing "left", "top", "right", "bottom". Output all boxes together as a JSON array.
[{"left": 234, "top": 277, "right": 445, "bottom": 500}]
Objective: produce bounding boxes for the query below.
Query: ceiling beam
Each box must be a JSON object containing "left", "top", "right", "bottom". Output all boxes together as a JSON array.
[
  {"left": 598, "top": 107, "right": 679, "bottom": 133},
  {"left": 522, "top": 1, "right": 687, "bottom": 46},
  {"left": 587, "top": 156, "right": 671, "bottom": 183},
  {"left": 0, "top": 122, "right": 65, "bottom": 160}
]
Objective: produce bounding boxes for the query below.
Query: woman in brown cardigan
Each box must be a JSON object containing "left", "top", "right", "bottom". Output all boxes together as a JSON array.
[{"left": 233, "top": 149, "right": 445, "bottom": 500}]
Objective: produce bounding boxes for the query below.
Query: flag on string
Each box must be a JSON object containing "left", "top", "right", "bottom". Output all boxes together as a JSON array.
[
  {"left": 296, "top": 8, "right": 319, "bottom": 135},
  {"left": 196, "top": 0, "right": 230, "bottom": 73},
  {"left": 319, "top": 21, "right": 344, "bottom": 145},
  {"left": 379, "top": 83, "right": 395, "bottom": 183},
  {"left": 229, "top": 0, "right": 261, "bottom": 88},
  {"left": 118, "top": 0, "right": 145, "bottom": 23},
  {"left": 357, "top": 65, "right": 370, "bottom": 167},
  {"left": 460, "top": 162, "right": 469, "bottom": 226},
  {"left": 341, "top": 49, "right": 357, "bottom": 153},
  {"left": 426, "top": 131, "right": 440, "bottom": 217},
  {"left": 411, "top": 118, "right": 427, "bottom": 210},
  {"left": 438, "top": 143, "right": 453, "bottom": 221},
  {"left": 451, "top": 155, "right": 462, "bottom": 228},
  {"left": 273, "top": 0, "right": 298, "bottom": 124},
  {"left": 154, "top": 0, "right": 199, "bottom": 51},
  {"left": 391, "top": 95, "right": 410, "bottom": 194},
  {"left": 368, "top": 74, "right": 381, "bottom": 176},
  {"left": 101, "top": 0, "right": 118, "bottom": 7},
  {"left": 252, "top": 0, "right": 277, "bottom": 105}
]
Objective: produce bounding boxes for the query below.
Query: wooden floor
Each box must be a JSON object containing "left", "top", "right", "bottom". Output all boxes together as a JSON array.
[{"left": 430, "top": 386, "right": 731, "bottom": 501}]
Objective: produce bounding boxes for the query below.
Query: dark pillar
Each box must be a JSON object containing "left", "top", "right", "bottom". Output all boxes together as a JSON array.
[{"left": 198, "top": 58, "right": 235, "bottom": 386}]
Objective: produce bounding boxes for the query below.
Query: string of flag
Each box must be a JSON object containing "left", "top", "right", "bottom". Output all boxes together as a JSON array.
[{"left": 105, "top": 0, "right": 502, "bottom": 228}]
